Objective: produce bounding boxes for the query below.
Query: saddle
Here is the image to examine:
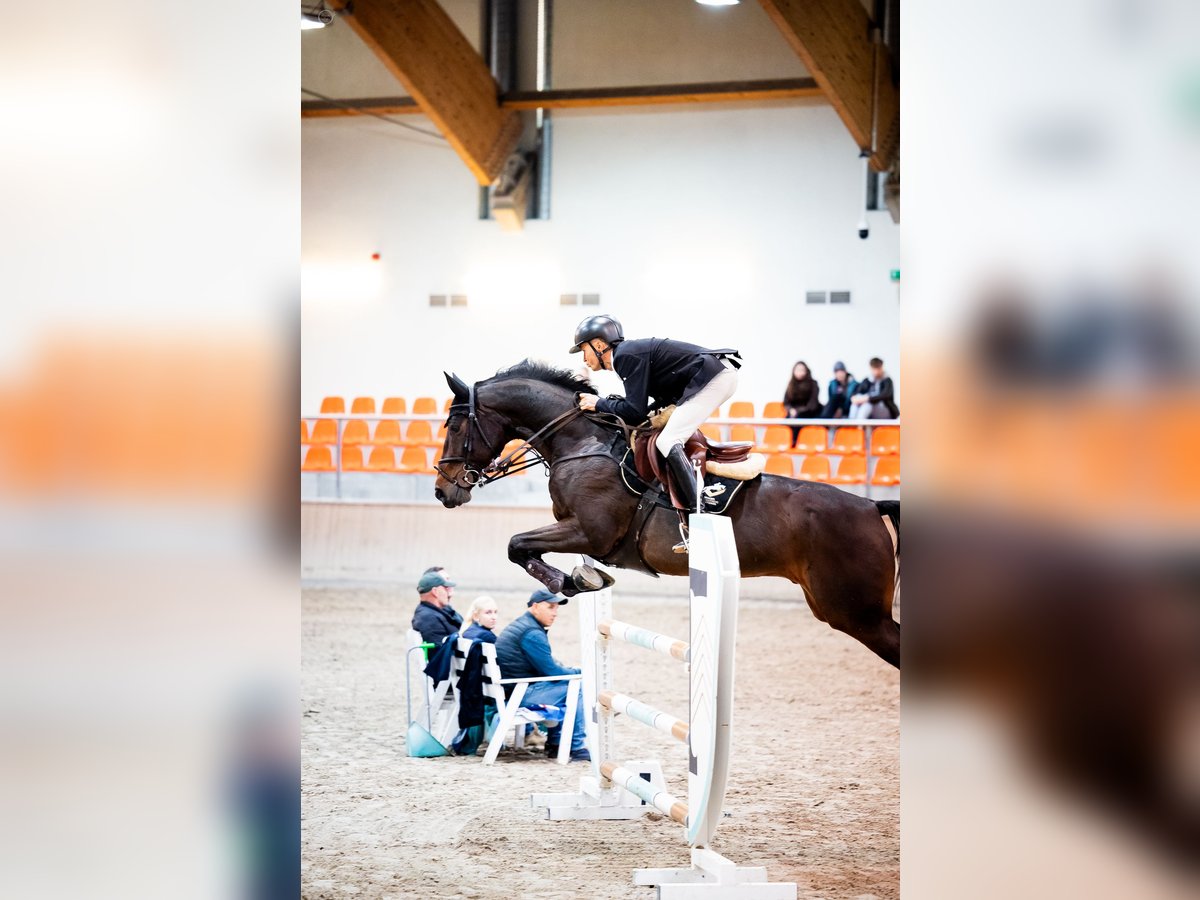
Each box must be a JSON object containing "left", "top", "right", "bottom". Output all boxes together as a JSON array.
[{"left": 632, "top": 407, "right": 767, "bottom": 510}]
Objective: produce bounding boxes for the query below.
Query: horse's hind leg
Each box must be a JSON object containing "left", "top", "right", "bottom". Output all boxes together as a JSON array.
[
  {"left": 805, "top": 552, "right": 900, "bottom": 669},
  {"left": 508, "top": 518, "right": 607, "bottom": 597}
]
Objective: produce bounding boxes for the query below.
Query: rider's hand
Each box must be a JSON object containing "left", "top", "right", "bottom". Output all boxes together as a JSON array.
[{"left": 578, "top": 393, "right": 598, "bottom": 412}]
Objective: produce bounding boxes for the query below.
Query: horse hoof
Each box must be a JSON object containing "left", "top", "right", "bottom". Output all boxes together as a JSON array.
[{"left": 571, "top": 565, "right": 615, "bottom": 592}]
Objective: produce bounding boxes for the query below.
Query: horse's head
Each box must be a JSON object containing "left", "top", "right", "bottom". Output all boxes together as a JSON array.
[{"left": 434, "top": 371, "right": 507, "bottom": 508}]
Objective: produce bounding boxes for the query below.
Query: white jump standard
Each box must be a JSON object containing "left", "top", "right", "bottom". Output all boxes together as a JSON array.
[{"left": 532, "top": 513, "right": 796, "bottom": 899}]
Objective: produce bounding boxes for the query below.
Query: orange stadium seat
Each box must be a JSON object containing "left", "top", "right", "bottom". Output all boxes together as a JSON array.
[
  {"left": 727, "top": 401, "right": 755, "bottom": 418},
  {"left": 351, "top": 397, "right": 376, "bottom": 414},
  {"left": 372, "top": 420, "right": 402, "bottom": 446},
  {"left": 762, "top": 401, "right": 786, "bottom": 418},
  {"left": 302, "top": 446, "right": 335, "bottom": 471},
  {"left": 398, "top": 447, "right": 429, "bottom": 473},
  {"left": 797, "top": 454, "right": 831, "bottom": 482},
  {"left": 699, "top": 423, "right": 723, "bottom": 442},
  {"left": 831, "top": 427, "right": 865, "bottom": 455},
  {"left": 871, "top": 456, "right": 900, "bottom": 486},
  {"left": 442, "top": 397, "right": 453, "bottom": 413},
  {"left": 729, "top": 424, "right": 756, "bottom": 445},
  {"left": 319, "top": 396, "right": 345, "bottom": 414},
  {"left": 300, "top": 420, "right": 309, "bottom": 444},
  {"left": 793, "top": 425, "right": 828, "bottom": 455},
  {"left": 341, "top": 446, "right": 365, "bottom": 471},
  {"left": 436, "top": 423, "right": 447, "bottom": 443},
  {"left": 832, "top": 455, "right": 867, "bottom": 484},
  {"left": 367, "top": 447, "right": 398, "bottom": 472},
  {"left": 342, "top": 420, "right": 370, "bottom": 446},
  {"left": 758, "top": 425, "right": 795, "bottom": 453},
  {"left": 381, "top": 397, "right": 407, "bottom": 415},
  {"left": 412, "top": 397, "right": 437, "bottom": 415},
  {"left": 309, "top": 419, "right": 337, "bottom": 445},
  {"left": 870, "top": 426, "right": 900, "bottom": 456},
  {"left": 404, "top": 421, "right": 436, "bottom": 446},
  {"left": 764, "top": 454, "right": 794, "bottom": 477}
]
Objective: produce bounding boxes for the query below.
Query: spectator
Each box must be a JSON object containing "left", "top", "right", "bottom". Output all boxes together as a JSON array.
[
  {"left": 782, "top": 361, "right": 821, "bottom": 439},
  {"left": 411, "top": 567, "right": 463, "bottom": 647},
  {"left": 461, "top": 596, "right": 499, "bottom": 644},
  {"left": 850, "top": 357, "right": 900, "bottom": 419},
  {"left": 449, "top": 595, "right": 500, "bottom": 756},
  {"left": 494, "top": 588, "right": 590, "bottom": 762},
  {"left": 820, "top": 361, "right": 859, "bottom": 418}
]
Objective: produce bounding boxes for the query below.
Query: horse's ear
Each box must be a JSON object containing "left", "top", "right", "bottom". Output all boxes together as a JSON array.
[{"left": 444, "top": 371, "right": 469, "bottom": 401}]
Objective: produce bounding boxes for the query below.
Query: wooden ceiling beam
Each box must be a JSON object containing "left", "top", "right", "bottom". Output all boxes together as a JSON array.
[
  {"left": 324, "top": 0, "right": 521, "bottom": 184},
  {"left": 758, "top": 0, "right": 898, "bottom": 171},
  {"left": 301, "top": 96, "right": 421, "bottom": 118},
  {"left": 301, "top": 79, "right": 823, "bottom": 118},
  {"left": 502, "top": 78, "right": 822, "bottom": 109}
]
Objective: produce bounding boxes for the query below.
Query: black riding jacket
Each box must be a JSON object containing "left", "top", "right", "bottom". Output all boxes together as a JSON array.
[{"left": 594, "top": 338, "right": 739, "bottom": 424}]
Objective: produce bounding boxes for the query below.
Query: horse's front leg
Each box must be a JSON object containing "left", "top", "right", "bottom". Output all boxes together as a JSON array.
[{"left": 508, "top": 517, "right": 614, "bottom": 597}]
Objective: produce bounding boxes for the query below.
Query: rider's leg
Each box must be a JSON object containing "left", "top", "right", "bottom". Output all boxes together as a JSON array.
[{"left": 653, "top": 363, "right": 738, "bottom": 550}]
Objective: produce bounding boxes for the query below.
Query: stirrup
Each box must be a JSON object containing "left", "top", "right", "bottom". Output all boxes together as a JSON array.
[{"left": 672, "top": 521, "right": 690, "bottom": 554}]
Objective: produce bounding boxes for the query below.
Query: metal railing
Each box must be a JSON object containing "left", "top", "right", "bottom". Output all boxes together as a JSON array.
[{"left": 300, "top": 413, "right": 900, "bottom": 500}]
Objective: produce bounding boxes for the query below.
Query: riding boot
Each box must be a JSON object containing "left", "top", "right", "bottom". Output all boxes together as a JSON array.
[{"left": 664, "top": 445, "right": 699, "bottom": 553}]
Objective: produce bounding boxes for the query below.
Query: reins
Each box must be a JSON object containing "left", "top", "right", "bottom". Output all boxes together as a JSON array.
[{"left": 436, "top": 384, "right": 610, "bottom": 489}]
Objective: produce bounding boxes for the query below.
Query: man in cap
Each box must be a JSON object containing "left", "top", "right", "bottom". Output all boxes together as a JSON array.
[
  {"left": 494, "top": 588, "right": 590, "bottom": 761},
  {"left": 569, "top": 314, "right": 741, "bottom": 551},
  {"left": 411, "top": 566, "right": 463, "bottom": 647}
]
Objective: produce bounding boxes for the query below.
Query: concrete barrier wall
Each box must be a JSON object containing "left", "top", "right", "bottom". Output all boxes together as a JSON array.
[{"left": 301, "top": 501, "right": 803, "bottom": 600}]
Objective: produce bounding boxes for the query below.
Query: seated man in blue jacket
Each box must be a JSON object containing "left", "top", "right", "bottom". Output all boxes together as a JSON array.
[
  {"left": 411, "top": 567, "right": 463, "bottom": 647},
  {"left": 494, "top": 588, "right": 590, "bottom": 762}
]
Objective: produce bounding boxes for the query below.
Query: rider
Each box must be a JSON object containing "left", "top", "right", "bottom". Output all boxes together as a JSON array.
[{"left": 569, "top": 314, "right": 741, "bottom": 550}]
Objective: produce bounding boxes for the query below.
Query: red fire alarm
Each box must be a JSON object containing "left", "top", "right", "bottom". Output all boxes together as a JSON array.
[{"left": 371, "top": 252, "right": 381, "bottom": 261}]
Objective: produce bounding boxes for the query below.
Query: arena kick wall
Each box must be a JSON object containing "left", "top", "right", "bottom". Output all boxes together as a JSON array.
[{"left": 300, "top": 501, "right": 800, "bottom": 600}]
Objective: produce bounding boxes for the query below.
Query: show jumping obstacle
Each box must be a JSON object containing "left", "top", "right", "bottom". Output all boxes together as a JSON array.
[{"left": 532, "top": 514, "right": 796, "bottom": 899}]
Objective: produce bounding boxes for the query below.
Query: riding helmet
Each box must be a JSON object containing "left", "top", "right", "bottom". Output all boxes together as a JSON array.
[{"left": 569, "top": 315, "right": 624, "bottom": 353}]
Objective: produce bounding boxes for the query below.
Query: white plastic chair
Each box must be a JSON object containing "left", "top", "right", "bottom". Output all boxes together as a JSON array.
[{"left": 450, "top": 638, "right": 579, "bottom": 766}]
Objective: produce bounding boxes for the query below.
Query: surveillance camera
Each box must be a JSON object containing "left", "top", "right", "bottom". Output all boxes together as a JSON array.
[{"left": 857, "top": 218, "right": 869, "bottom": 240}]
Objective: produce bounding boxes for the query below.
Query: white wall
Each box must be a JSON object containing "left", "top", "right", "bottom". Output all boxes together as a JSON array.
[{"left": 301, "top": 101, "right": 899, "bottom": 412}]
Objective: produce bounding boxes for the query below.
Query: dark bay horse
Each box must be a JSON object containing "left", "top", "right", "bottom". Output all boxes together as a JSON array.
[{"left": 433, "top": 361, "right": 899, "bottom": 667}]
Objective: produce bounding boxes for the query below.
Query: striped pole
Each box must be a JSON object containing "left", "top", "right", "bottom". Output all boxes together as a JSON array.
[
  {"left": 600, "top": 761, "right": 687, "bottom": 825},
  {"left": 598, "top": 690, "right": 690, "bottom": 743},
  {"left": 599, "top": 620, "right": 689, "bottom": 662}
]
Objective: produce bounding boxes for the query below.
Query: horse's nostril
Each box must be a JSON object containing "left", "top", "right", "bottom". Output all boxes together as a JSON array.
[{"left": 434, "top": 488, "right": 444, "bottom": 501}]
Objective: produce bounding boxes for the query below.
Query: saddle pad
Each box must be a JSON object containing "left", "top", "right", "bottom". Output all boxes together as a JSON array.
[{"left": 620, "top": 450, "right": 749, "bottom": 516}]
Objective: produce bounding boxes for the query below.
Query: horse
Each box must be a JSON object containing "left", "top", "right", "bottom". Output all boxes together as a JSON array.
[{"left": 433, "top": 361, "right": 900, "bottom": 668}]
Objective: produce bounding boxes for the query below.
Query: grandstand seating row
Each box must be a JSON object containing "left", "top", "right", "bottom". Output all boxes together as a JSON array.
[
  {"left": 318, "top": 396, "right": 450, "bottom": 415},
  {"left": 302, "top": 418, "right": 446, "bottom": 447},
  {"left": 702, "top": 424, "right": 898, "bottom": 456},
  {"left": 302, "top": 443, "right": 897, "bottom": 485},
  {"left": 301, "top": 440, "right": 538, "bottom": 475},
  {"left": 764, "top": 453, "right": 900, "bottom": 486},
  {"left": 314, "top": 396, "right": 898, "bottom": 422},
  {"left": 303, "top": 418, "right": 897, "bottom": 458}
]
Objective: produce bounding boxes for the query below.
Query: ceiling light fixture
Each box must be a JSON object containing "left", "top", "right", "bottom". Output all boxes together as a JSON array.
[{"left": 695, "top": 0, "right": 740, "bottom": 6}]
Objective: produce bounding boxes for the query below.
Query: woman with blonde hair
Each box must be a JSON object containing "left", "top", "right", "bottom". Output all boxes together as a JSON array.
[{"left": 461, "top": 595, "right": 499, "bottom": 643}]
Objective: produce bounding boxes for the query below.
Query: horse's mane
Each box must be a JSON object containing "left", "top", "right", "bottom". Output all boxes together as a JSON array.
[{"left": 489, "top": 359, "right": 599, "bottom": 396}]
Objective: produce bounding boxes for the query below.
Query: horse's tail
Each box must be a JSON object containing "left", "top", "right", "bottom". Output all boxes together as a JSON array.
[{"left": 874, "top": 500, "right": 899, "bottom": 555}]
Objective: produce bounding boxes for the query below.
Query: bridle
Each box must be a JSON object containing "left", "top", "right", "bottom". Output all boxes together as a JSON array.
[{"left": 434, "top": 381, "right": 588, "bottom": 491}]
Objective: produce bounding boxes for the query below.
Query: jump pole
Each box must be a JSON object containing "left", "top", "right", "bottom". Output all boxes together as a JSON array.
[{"left": 531, "top": 513, "right": 796, "bottom": 899}]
